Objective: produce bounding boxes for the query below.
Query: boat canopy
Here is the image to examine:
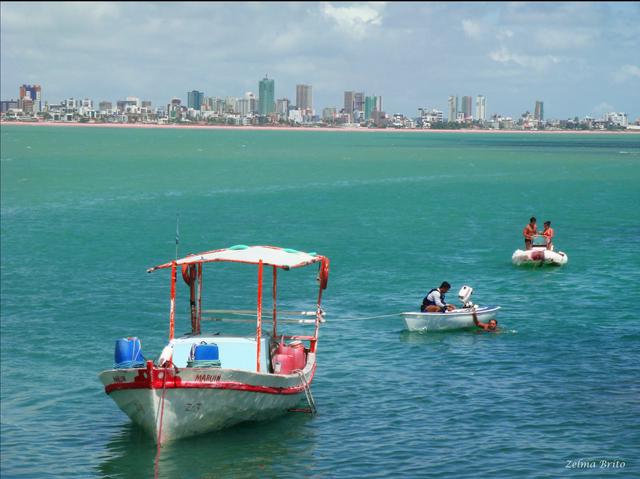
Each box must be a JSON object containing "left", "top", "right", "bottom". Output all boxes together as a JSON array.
[{"left": 148, "top": 245, "right": 324, "bottom": 272}]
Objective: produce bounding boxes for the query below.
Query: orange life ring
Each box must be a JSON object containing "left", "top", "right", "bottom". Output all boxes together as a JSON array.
[
  {"left": 181, "top": 264, "right": 197, "bottom": 285},
  {"left": 319, "top": 259, "right": 330, "bottom": 290}
]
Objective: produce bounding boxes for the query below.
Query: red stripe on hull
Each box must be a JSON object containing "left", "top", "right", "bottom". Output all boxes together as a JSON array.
[
  {"left": 106, "top": 380, "right": 307, "bottom": 395},
  {"left": 104, "top": 361, "right": 316, "bottom": 395}
]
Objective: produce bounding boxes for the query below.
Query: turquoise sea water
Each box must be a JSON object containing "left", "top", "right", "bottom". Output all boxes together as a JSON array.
[{"left": 1, "top": 125, "right": 639, "bottom": 478}]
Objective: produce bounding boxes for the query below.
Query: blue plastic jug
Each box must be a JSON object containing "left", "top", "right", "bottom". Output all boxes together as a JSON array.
[{"left": 114, "top": 337, "right": 145, "bottom": 368}]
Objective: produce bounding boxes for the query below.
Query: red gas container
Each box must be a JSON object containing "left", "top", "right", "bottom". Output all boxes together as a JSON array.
[
  {"left": 288, "top": 342, "right": 306, "bottom": 370},
  {"left": 272, "top": 353, "right": 295, "bottom": 374}
]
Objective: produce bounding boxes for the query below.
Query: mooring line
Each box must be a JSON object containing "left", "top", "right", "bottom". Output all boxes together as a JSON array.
[
  {"left": 329, "top": 313, "right": 402, "bottom": 321},
  {"left": 154, "top": 369, "right": 169, "bottom": 479}
]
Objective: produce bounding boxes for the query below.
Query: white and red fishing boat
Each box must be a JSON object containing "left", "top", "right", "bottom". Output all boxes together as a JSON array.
[{"left": 99, "top": 245, "right": 329, "bottom": 444}]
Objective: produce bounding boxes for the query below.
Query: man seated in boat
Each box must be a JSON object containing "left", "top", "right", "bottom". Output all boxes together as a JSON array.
[
  {"left": 472, "top": 310, "right": 498, "bottom": 331},
  {"left": 541, "top": 221, "right": 554, "bottom": 250},
  {"left": 523, "top": 217, "right": 538, "bottom": 250},
  {"left": 421, "top": 282, "right": 456, "bottom": 313}
]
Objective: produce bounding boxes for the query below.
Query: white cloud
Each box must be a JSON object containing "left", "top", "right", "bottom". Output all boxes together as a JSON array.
[
  {"left": 462, "top": 19, "right": 482, "bottom": 38},
  {"left": 496, "top": 29, "right": 514, "bottom": 41},
  {"left": 613, "top": 64, "right": 640, "bottom": 83},
  {"left": 489, "top": 47, "right": 560, "bottom": 71},
  {"left": 321, "top": 2, "right": 385, "bottom": 39}
]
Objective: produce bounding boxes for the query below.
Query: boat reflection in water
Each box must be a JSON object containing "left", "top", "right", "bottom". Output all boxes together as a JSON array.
[{"left": 97, "top": 414, "right": 317, "bottom": 478}]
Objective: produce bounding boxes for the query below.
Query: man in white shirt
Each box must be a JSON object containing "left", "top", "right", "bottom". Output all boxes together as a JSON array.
[{"left": 421, "top": 281, "right": 456, "bottom": 312}]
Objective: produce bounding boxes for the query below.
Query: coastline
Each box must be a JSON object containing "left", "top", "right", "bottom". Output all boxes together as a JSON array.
[{"left": 1, "top": 120, "right": 637, "bottom": 134}]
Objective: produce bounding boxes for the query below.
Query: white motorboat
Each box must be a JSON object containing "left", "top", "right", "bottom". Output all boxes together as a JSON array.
[
  {"left": 99, "top": 245, "right": 330, "bottom": 444},
  {"left": 402, "top": 306, "right": 501, "bottom": 332},
  {"left": 401, "top": 286, "right": 500, "bottom": 332},
  {"left": 512, "top": 235, "right": 568, "bottom": 266}
]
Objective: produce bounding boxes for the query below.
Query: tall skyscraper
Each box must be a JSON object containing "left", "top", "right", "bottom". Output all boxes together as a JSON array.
[
  {"left": 1, "top": 100, "right": 19, "bottom": 113},
  {"left": 354, "top": 92, "right": 365, "bottom": 113},
  {"left": 276, "top": 98, "right": 290, "bottom": 118},
  {"left": 344, "top": 91, "right": 355, "bottom": 115},
  {"left": 534, "top": 101, "right": 544, "bottom": 121},
  {"left": 364, "top": 96, "right": 377, "bottom": 120},
  {"left": 225, "top": 97, "right": 237, "bottom": 113},
  {"left": 461, "top": 96, "right": 473, "bottom": 120},
  {"left": 258, "top": 76, "right": 275, "bottom": 115},
  {"left": 476, "top": 95, "right": 486, "bottom": 122},
  {"left": 235, "top": 98, "right": 249, "bottom": 116},
  {"left": 448, "top": 96, "right": 458, "bottom": 122},
  {"left": 296, "top": 84, "right": 312, "bottom": 112},
  {"left": 187, "top": 90, "right": 204, "bottom": 110},
  {"left": 19, "top": 84, "right": 41, "bottom": 112},
  {"left": 244, "top": 91, "right": 257, "bottom": 114}
]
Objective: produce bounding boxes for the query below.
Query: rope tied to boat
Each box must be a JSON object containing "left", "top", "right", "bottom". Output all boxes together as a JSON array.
[
  {"left": 330, "top": 312, "right": 402, "bottom": 321},
  {"left": 154, "top": 368, "right": 169, "bottom": 479}
]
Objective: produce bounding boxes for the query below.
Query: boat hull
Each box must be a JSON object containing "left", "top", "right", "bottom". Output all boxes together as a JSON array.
[
  {"left": 401, "top": 306, "right": 501, "bottom": 332},
  {"left": 512, "top": 248, "right": 568, "bottom": 266},
  {"left": 99, "top": 354, "right": 316, "bottom": 444}
]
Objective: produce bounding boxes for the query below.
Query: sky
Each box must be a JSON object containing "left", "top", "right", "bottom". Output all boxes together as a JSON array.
[{"left": 1, "top": 1, "right": 639, "bottom": 120}]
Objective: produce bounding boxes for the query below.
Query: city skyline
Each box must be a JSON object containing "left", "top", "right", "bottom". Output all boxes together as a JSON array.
[
  {"left": 1, "top": 2, "right": 639, "bottom": 119},
  {"left": 3, "top": 77, "right": 632, "bottom": 129}
]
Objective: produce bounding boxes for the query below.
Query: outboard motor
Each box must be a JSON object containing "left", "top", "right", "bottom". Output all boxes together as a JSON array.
[{"left": 458, "top": 285, "right": 474, "bottom": 309}]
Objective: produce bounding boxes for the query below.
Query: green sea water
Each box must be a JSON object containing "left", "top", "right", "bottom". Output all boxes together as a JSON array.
[{"left": 1, "top": 125, "right": 639, "bottom": 478}]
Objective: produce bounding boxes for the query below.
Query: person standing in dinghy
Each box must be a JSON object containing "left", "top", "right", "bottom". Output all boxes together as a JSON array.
[
  {"left": 421, "top": 282, "right": 456, "bottom": 313},
  {"left": 523, "top": 217, "right": 538, "bottom": 250},
  {"left": 541, "top": 221, "right": 554, "bottom": 250}
]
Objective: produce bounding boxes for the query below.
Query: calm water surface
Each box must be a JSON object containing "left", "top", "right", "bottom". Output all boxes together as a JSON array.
[{"left": 1, "top": 126, "right": 639, "bottom": 478}]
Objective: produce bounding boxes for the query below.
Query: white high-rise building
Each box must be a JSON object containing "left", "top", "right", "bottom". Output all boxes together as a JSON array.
[
  {"left": 448, "top": 96, "right": 458, "bottom": 122},
  {"left": 225, "top": 96, "right": 237, "bottom": 113},
  {"left": 236, "top": 98, "right": 250, "bottom": 116},
  {"left": 604, "top": 112, "right": 628, "bottom": 127},
  {"left": 476, "top": 95, "right": 486, "bottom": 122},
  {"left": 244, "top": 92, "right": 257, "bottom": 114},
  {"left": 276, "top": 98, "right": 290, "bottom": 118}
]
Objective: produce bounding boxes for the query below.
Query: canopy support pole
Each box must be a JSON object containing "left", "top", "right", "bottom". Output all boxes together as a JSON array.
[
  {"left": 196, "top": 263, "right": 203, "bottom": 335},
  {"left": 256, "top": 260, "right": 263, "bottom": 372},
  {"left": 169, "top": 262, "right": 177, "bottom": 340},
  {"left": 189, "top": 267, "right": 197, "bottom": 334},
  {"left": 272, "top": 266, "right": 278, "bottom": 338}
]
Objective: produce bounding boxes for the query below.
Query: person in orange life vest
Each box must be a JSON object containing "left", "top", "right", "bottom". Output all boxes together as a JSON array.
[
  {"left": 541, "top": 221, "right": 554, "bottom": 250},
  {"left": 523, "top": 217, "right": 538, "bottom": 250},
  {"left": 421, "top": 281, "right": 456, "bottom": 313}
]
